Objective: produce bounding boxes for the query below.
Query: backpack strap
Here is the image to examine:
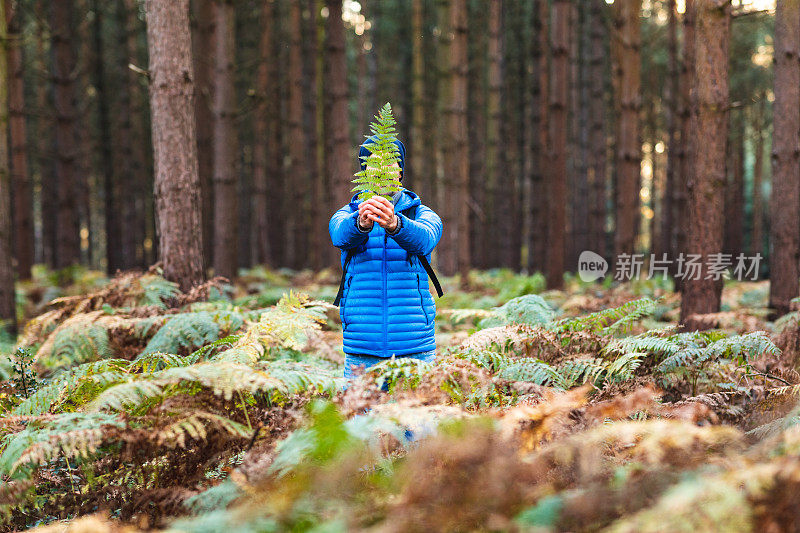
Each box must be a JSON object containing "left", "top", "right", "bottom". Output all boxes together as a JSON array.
[
  {"left": 417, "top": 254, "right": 444, "bottom": 298},
  {"left": 333, "top": 249, "right": 355, "bottom": 307},
  {"left": 402, "top": 205, "right": 444, "bottom": 298}
]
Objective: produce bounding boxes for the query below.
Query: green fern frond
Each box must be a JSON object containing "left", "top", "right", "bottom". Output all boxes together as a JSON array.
[
  {"left": 0, "top": 412, "right": 125, "bottom": 478},
  {"left": 13, "top": 359, "right": 130, "bottom": 415},
  {"left": 552, "top": 298, "right": 658, "bottom": 335},
  {"left": 154, "top": 411, "right": 251, "bottom": 448},
  {"left": 141, "top": 310, "right": 246, "bottom": 356},
  {"left": 139, "top": 274, "right": 181, "bottom": 309},
  {"left": 183, "top": 480, "right": 242, "bottom": 515},
  {"left": 558, "top": 357, "right": 608, "bottom": 386},
  {"left": 498, "top": 359, "right": 567, "bottom": 388},
  {"left": 48, "top": 323, "right": 112, "bottom": 367},
  {"left": 480, "top": 294, "right": 555, "bottom": 328},
  {"left": 352, "top": 102, "right": 403, "bottom": 201}
]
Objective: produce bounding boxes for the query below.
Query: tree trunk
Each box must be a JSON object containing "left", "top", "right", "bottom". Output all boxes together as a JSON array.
[
  {"left": 146, "top": 0, "right": 205, "bottom": 291},
  {"left": 116, "top": 0, "right": 148, "bottom": 269},
  {"left": 94, "top": 0, "right": 121, "bottom": 274},
  {"left": 588, "top": 0, "right": 607, "bottom": 259},
  {"left": 7, "top": 0, "right": 32, "bottom": 280},
  {"left": 661, "top": 0, "right": 678, "bottom": 264},
  {"left": 192, "top": 0, "right": 215, "bottom": 270},
  {"left": 724, "top": 114, "right": 744, "bottom": 257},
  {"left": 253, "top": 0, "right": 278, "bottom": 265},
  {"left": 485, "top": 0, "right": 502, "bottom": 269},
  {"left": 285, "top": 1, "right": 305, "bottom": 269},
  {"left": 680, "top": 0, "right": 730, "bottom": 325},
  {"left": 51, "top": 0, "right": 81, "bottom": 268},
  {"left": 36, "top": 0, "right": 56, "bottom": 268},
  {"left": 546, "top": 0, "right": 570, "bottom": 289},
  {"left": 500, "top": 0, "right": 522, "bottom": 270},
  {"left": 0, "top": 0, "right": 15, "bottom": 334},
  {"left": 325, "top": 0, "right": 351, "bottom": 208},
  {"left": 467, "top": 0, "right": 488, "bottom": 270},
  {"left": 675, "top": 0, "right": 695, "bottom": 283},
  {"left": 573, "top": 0, "right": 590, "bottom": 267},
  {"left": 303, "top": 0, "right": 322, "bottom": 271},
  {"left": 210, "top": 0, "right": 238, "bottom": 279},
  {"left": 535, "top": 0, "right": 550, "bottom": 272},
  {"left": 768, "top": 0, "right": 800, "bottom": 316},
  {"left": 611, "top": 0, "right": 642, "bottom": 260},
  {"left": 438, "top": 0, "right": 469, "bottom": 280}
]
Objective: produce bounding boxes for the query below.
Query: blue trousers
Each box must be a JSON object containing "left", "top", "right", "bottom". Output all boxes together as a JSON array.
[{"left": 342, "top": 350, "right": 436, "bottom": 392}]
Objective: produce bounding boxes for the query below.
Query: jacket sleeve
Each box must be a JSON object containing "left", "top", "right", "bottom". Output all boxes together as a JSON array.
[
  {"left": 329, "top": 205, "right": 369, "bottom": 250},
  {"left": 390, "top": 204, "right": 443, "bottom": 256}
]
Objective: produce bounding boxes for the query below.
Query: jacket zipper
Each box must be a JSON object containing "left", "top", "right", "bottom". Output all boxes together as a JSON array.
[
  {"left": 383, "top": 232, "right": 388, "bottom": 357},
  {"left": 417, "top": 272, "right": 429, "bottom": 325}
]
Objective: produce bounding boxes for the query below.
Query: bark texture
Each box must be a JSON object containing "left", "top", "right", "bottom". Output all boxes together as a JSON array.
[
  {"left": 440, "top": 0, "right": 470, "bottom": 280},
  {"left": 680, "top": 0, "right": 730, "bottom": 325},
  {"left": 546, "top": 0, "right": 570, "bottom": 289},
  {"left": 0, "top": 0, "right": 16, "bottom": 333},
  {"left": 51, "top": 0, "right": 81, "bottom": 267},
  {"left": 768, "top": 0, "right": 800, "bottom": 316},
  {"left": 7, "top": 0, "right": 32, "bottom": 280},
  {"left": 211, "top": 0, "right": 238, "bottom": 279},
  {"left": 611, "top": 0, "right": 642, "bottom": 260},
  {"left": 325, "top": 0, "right": 351, "bottom": 208},
  {"left": 146, "top": 0, "right": 205, "bottom": 291}
]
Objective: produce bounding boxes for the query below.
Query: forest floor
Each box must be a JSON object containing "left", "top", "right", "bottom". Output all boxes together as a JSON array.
[{"left": 1, "top": 265, "right": 800, "bottom": 532}]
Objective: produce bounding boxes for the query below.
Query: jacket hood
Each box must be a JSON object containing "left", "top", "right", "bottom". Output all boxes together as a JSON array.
[
  {"left": 348, "top": 188, "right": 421, "bottom": 212},
  {"left": 358, "top": 134, "right": 406, "bottom": 181}
]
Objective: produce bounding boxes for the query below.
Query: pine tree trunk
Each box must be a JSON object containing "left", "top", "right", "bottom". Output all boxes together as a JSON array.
[
  {"left": 0, "top": 0, "right": 15, "bottom": 334},
  {"left": 73, "top": 0, "right": 92, "bottom": 267},
  {"left": 51, "top": 0, "right": 81, "bottom": 268},
  {"left": 526, "top": 0, "right": 544, "bottom": 272},
  {"left": 724, "top": 115, "right": 744, "bottom": 257},
  {"left": 192, "top": 0, "right": 215, "bottom": 270},
  {"left": 500, "top": 0, "right": 521, "bottom": 270},
  {"left": 573, "top": 0, "right": 591, "bottom": 267},
  {"left": 588, "top": 0, "right": 607, "bottom": 260},
  {"left": 520, "top": 1, "right": 534, "bottom": 272},
  {"left": 303, "top": 0, "right": 322, "bottom": 271},
  {"left": 7, "top": 1, "right": 32, "bottom": 280},
  {"left": 146, "top": 0, "right": 205, "bottom": 291},
  {"left": 440, "top": 0, "right": 469, "bottom": 280},
  {"left": 535, "top": 0, "right": 550, "bottom": 271},
  {"left": 253, "top": 0, "right": 276, "bottom": 265},
  {"left": 546, "top": 0, "right": 570, "bottom": 289},
  {"left": 680, "top": 0, "right": 730, "bottom": 326},
  {"left": 661, "top": 0, "right": 678, "bottom": 263},
  {"left": 210, "top": 0, "right": 238, "bottom": 279},
  {"left": 94, "top": 0, "right": 121, "bottom": 274},
  {"left": 467, "top": 0, "right": 488, "bottom": 270},
  {"left": 485, "top": 0, "right": 502, "bottom": 269},
  {"left": 36, "top": 0, "right": 56, "bottom": 268},
  {"left": 768, "top": 0, "right": 800, "bottom": 316},
  {"left": 285, "top": 1, "right": 305, "bottom": 269},
  {"left": 117, "top": 0, "right": 148, "bottom": 269},
  {"left": 325, "top": 0, "right": 351, "bottom": 208},
  {"left": 675, "top": 0, "right": 695, "bottom": 281},
  {"left": 611, "top": 0, "right": 642, "bottom": 261}
]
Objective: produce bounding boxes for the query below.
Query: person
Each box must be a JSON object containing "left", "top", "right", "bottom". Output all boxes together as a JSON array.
[{"left": 328, "top": 135, "right": 443, "bottom": 381}]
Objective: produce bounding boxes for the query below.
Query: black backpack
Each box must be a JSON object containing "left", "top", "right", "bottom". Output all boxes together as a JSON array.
[{"left": 333, "top": 204, "right": 443, "bottom": 307}]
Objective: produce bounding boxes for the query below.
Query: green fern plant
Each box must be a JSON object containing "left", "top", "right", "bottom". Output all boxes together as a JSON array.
[{"left": 352, "top": 102, "right": 403, "bottom": 201}]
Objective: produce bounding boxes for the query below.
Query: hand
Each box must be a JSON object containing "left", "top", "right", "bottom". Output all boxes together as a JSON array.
[{"left": 358, "top": 197, "right": 398, "bottom": 231}]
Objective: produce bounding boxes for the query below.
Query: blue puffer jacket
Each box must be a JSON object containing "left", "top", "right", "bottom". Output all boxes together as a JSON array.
[{"left": 329, "top": 188, "right": 443, "bottom": 357}]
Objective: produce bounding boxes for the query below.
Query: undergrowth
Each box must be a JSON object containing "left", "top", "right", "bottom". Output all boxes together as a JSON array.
[{"left": 0, "top": 268, "right": 797, "bottom": 532}]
